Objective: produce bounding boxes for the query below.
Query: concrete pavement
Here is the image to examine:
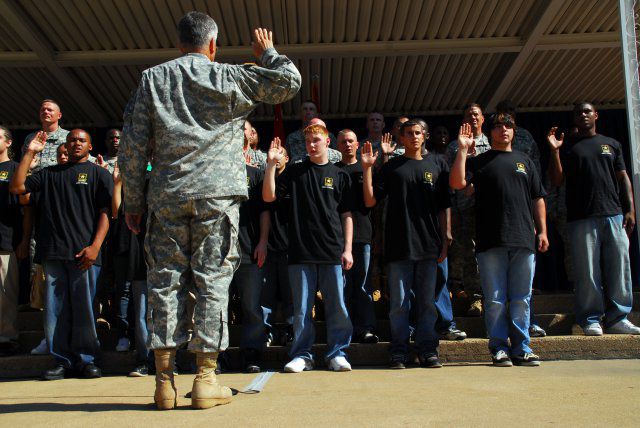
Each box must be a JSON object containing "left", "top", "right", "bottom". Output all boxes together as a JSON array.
[{"left": 0, "top": 360, "right": 639, "bottom": 427}]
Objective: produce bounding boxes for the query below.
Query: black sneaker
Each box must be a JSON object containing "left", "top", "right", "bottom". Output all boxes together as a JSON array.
[
  {"left": 513, "top": 352, "right": 541, "bottom": 367},
  {"left": 42, "top": 364, "right": 66, "bottom": 381},
  {"left": 389, "top": 354, "right": 406, "bottom": 369},
  {"left": 492, "top": 350, "right": 513, "bottom": 367},
  {"left": 128, "top": 364, "right": 149, "bottom": 377},
  {"left": 243, "top": 349, "right": 261, "bottom": 373},
  {"left": 361, "top": 331, "right": 379, "bottom": 344},
  {"left": 420, "top": 355, "right": 443, "bottom": 368},
  {"left": 82, "top": 363, "right": 102, "bottom": 379},
  {"left": 439, "top": 329, "right": 467, "bottom": 341}
]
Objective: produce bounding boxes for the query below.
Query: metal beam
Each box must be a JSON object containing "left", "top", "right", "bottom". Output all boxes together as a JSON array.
[
  {"left": 0, "top": 0, "right": 109, "bottom": 124},
  {"left": 0, "top": 32, "right": 621, "bottom": 68},
  {"left": 618, "top": 0, "right": 640, "bottom": 257},
  {"left": 485, "top": 0, "right": 568, "bottom": 111}
]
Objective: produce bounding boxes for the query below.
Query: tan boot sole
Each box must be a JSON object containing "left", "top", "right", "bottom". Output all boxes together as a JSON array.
[
  {"left": 155, "top": 398, "right": 177, "bottom": 410},
  {"left": 191, "top": 396, "right": 232, "bottom": 409}
]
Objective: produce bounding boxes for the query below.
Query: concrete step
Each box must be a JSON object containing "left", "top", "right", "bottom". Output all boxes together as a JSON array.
[
  {"left": 15, "top": 312, "right": 640, "bottom": 353},
  {"left": 1, "top": 335, "right": 638, "bottom": 379}
]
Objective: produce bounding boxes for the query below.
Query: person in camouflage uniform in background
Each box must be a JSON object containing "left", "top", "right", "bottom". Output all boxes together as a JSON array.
[{"left": 119, "top": 11, "right": 301, "bottom": 410}]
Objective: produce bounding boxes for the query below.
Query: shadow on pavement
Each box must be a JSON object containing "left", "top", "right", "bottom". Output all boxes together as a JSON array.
[{"left": 0, "top": 402, "right": 155, "bottom": 413}]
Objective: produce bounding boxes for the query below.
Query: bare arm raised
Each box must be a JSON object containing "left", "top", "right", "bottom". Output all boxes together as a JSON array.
[
  {"left": 262, "top": 137, "right": 285, "bottom": 203},
  {"left": 547, "top": 126, "right": 564, "bottom": 187},
  {"left": 449, "top": 123, "right": 473, "bottom": 190}
]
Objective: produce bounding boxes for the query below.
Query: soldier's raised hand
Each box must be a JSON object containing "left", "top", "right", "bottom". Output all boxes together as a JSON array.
[
  {"left": 360, "top": 141, "right": 378, "bottom": 168},
  {"left": 380, "top": 132, "right": 396, "bottom": 155},
  {"left": 457, "top": 123, "right": 475, "bottom": 154},
  {"left": 252, "top": 28, "right": 274, "bottom": 60},
  {"left": 96, "top": 154, "right": 108, "bottom": 170},
  {"left": 27, "top": 131, "right": 47, "bottom": 154},
  {"left": 267, "top": 137, "right": 284, "bottom": 165},
  {"left": 547, "top": 127, "right": 564, "bottom": 151}
]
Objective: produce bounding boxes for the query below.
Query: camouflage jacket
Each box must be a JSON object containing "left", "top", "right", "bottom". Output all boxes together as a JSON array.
[
  {"left": 120, "top": 48, "right": 301, "bottom": 213},
  {"left": 23, "top": 127, "right": 69, "bottom": 172}
]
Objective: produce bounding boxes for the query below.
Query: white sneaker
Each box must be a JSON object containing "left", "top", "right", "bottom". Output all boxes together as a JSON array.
[
  {"left": 328, "top": 356, "right": 352, "bottom": 372},
  {"left": 115, "top": 337, "right": 130, "bottom": 352},
  {"left": 604, "top": 319, "right": 640, "bottom": 335},
  {"left": 582, "top": 323, "right": 603, "bottom": 336},
  {"left": 284, "top": 357, "right": 313, "bottom": 373},
  {"left": 30, "top": 338, "right": 48, "bottom": 355}
]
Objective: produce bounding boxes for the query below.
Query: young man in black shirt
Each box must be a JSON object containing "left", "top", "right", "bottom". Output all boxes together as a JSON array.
[
  {"left": 335, "top": 129, "right": 378, "bottom": 344},
  {"left": 362, "top": 119, "right": 450, "bottom": 369},
  {"left": 451, "top": 115, "right": 548, "bottom": 367},
  {"left": 263, "top": 124, "right": 354, "bottom": 373},
  {"left": 10, "top": 129, "right": 113, "bottom": 379},
  {"left": 233, "top": 164, "right": 270, "bottom": 373},
  {"left": 547, "top": 103, "right": 639, "bottom": 336},
  {"left": 0, "top": 126, "right": 28, "bottom": 356},
  {"left": 262, "top": 145, "right": 294, "bottom": 346}
]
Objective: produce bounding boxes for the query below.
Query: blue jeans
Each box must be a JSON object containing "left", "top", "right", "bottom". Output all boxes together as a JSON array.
[
  {"left": 344, "top": 243, "right": 376, "bottom": 335},
  {"left": 568, "top": 215, "right": 633, "bottom": 328},
  {"left": 132, "top": 280, "right": 152, "bottom": 365},
  {"left": 388, "top": 259, "right": 439, "bottom": 357},
  {"left": 288, "top": 264, "right": 352, "bottom": 361},
  {"left": 262, "top": 251, "right": 293, "bottom": 329},
  {"left": 43, "top": 260, "right": 101, "bottom": 369},
  {"left": 435, "top": 258, "right": 456, "bottom": 332},
  {"left": 477, "top": 247, "right": 534, "bottom": 355},
  {"left": 232, "top": 263, "right": 266, "bottom": 350},
  {"left": 113, "top": 255, "right": 131, "bottom": 337}
]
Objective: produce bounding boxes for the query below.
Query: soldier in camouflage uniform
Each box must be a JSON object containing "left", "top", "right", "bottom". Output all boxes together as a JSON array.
[
  {"left": 119, "top": 12, "right": 300, "bottom": 410},
  {"left": 285, "top": 100, "right": 338, "bottom": 163},
  {"left": 445, "top": 104, "right": 491, "bottom": 316},
  {"left": 243, "top": 120, "right": 267, "bottom": 170}
]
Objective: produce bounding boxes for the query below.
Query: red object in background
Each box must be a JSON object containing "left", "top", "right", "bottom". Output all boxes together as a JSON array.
[
  {"left": 311, "top": 74, "right": 321, "bottom": 113},
  {"left": 273, "top": 104, "right": 285, "bottom": 142}
]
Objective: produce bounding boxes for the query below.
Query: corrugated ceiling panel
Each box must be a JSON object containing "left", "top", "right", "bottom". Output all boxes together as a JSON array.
[
  {"left": 0, "top": 14, "right": 30, "bottom": 51},
  {"left": 545, "top": 0, "right": 619, "bottom": 34}
]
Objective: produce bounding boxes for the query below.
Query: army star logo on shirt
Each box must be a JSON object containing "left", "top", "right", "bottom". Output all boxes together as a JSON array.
[
  {"left": 423, "top": 171, "right": 433, "bottom": 185},
  {"left": 0, "top": 171, "right": 8, "bottom": 182},
  {"left": 516, "top": 163, "right": 527, "bottom": 175},
  {"left": 76, "top": 173, "right": 89, "bottom": 185},
  {"left": 323, "top": 177, "right": 334, "bottom": 189},
  {"left": 601, "top": 145, "right": 612, "bottom": 155}
]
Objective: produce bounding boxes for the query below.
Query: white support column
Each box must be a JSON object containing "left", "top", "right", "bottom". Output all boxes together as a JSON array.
[{"left": 619, "top": 0, "right": 640, "bottom": 251}]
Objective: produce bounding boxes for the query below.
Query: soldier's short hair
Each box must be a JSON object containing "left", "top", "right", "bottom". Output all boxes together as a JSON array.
[
  {"left": 41, "top": 99, "right": 61, "bottom": 110},
  {"left": 178, "top": 11, "right": 218, "bottom": 48},
  {"left": 400, "top": 119, "right": 427, "bottom": 136},
  {"left": 337, "top": 129, "right": 356, "bottom": 140},
  {"left": 303, "top": 124, "right": 329, "bottom": 138}
]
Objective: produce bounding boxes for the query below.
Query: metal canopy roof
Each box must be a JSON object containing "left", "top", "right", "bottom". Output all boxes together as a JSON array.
[{"left": 0, "top": 0, "right": 636, "bottom": 129}]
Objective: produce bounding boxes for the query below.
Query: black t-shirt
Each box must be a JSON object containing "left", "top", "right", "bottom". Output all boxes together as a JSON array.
[
  {"left": 0, "top": 160, "right": 22, "bottom": 251},
  {"left": 24, "top": 161, "right": 113, "bottom": 265},
  {"left": 277, "top": 159, "right": 353, "bottom": 264},
  {"left": 335, "top": 161, "right": 372, "bottom": 244},
  {"left": 374, "top": 154, "right": 450, "bottom": 263},
  {"left": 469, "top": 150, "right": 545, "bottom": 253},
  {"left": 560, "top": 134, "right": 626, "bottom": 221},
  {"left": 239, "top": 165, "right": 267, "bottom": 264}
]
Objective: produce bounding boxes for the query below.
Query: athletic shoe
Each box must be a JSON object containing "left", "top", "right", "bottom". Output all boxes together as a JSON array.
[
  {"left": 420, "top": 355, "right": 443, "bottom": 368},
  {"left": 42, "top": 364, "right": 66, "bottom": 380},
  {"left": 328, "top": 356, "right": 352, "bottom": 371},
  {"left": 513, "top": 352, "right": 541, "bottom": 367},
  {"left": 604, "top": 319, "right": 640, "bottom": 335},
  {"left": 582, "top": 323, "right": 604, "bottom": 336},
  {"left": 116, "top": 337, "right": 130, "bottom": 352},
  {"left": 31, "top": 338, "right": 48, "bottom": 355},
  {"left": 389, "top": 354, "right": 406, "bottom": 369},
  {"left": 492, "top": 350, "right": 513, "bottom": 367},
  {"left": 128, "top": 365, "right": 149, "bottom": 377},
  {"left": 284, "top": 357, "right": 313, "bottom": 373},
  {"left": 529, "top": 324, "right": 547, "bottom": 338},
  {"left": 439, "top": 329, "right": 467, "bottom": 341}
]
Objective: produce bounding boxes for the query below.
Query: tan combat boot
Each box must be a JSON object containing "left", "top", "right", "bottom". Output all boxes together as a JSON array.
[
  {"left": 154, "top": 349, "right": 177, "bottom": 410},
  {"left": 191, "top": 352, "right": 232, "bottom": 409}
]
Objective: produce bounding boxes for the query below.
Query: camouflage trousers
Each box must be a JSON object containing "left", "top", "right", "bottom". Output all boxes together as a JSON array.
[
  {"left": 145, "top": 197, "right": 241, "bottom": 353},
  {"left": 449, "top": 206, "right": 481, "bottom": 296}
]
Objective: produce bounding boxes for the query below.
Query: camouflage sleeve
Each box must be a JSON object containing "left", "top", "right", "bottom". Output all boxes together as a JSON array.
[
  {"left": 231, "top": 48, "right": 301, "bottom": 116},
  {"left": 119, "top": 74, "right": 153, "bottom": 214}
]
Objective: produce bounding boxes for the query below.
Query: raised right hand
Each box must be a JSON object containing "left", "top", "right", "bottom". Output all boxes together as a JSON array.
[
  {"left": 27, "top": 131, "right": 47, "bottom": 154},
  {"left": 251, "top": 28, "right": 274, "bottom": 60},
  {"left": 379, "top": 132, "right": 396, "bottom": 155},
  {"left": 547, "top": 126, "right": 564, "bottom": 151},
  {"left": 457, "top": 123, "right": 474, "bottom": 153},
  {"left": 267, "top": 137, "right": 284, "bottom": 165},
  {"left": 360, "top": 141, "right": 379, "bottom": 168}
]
